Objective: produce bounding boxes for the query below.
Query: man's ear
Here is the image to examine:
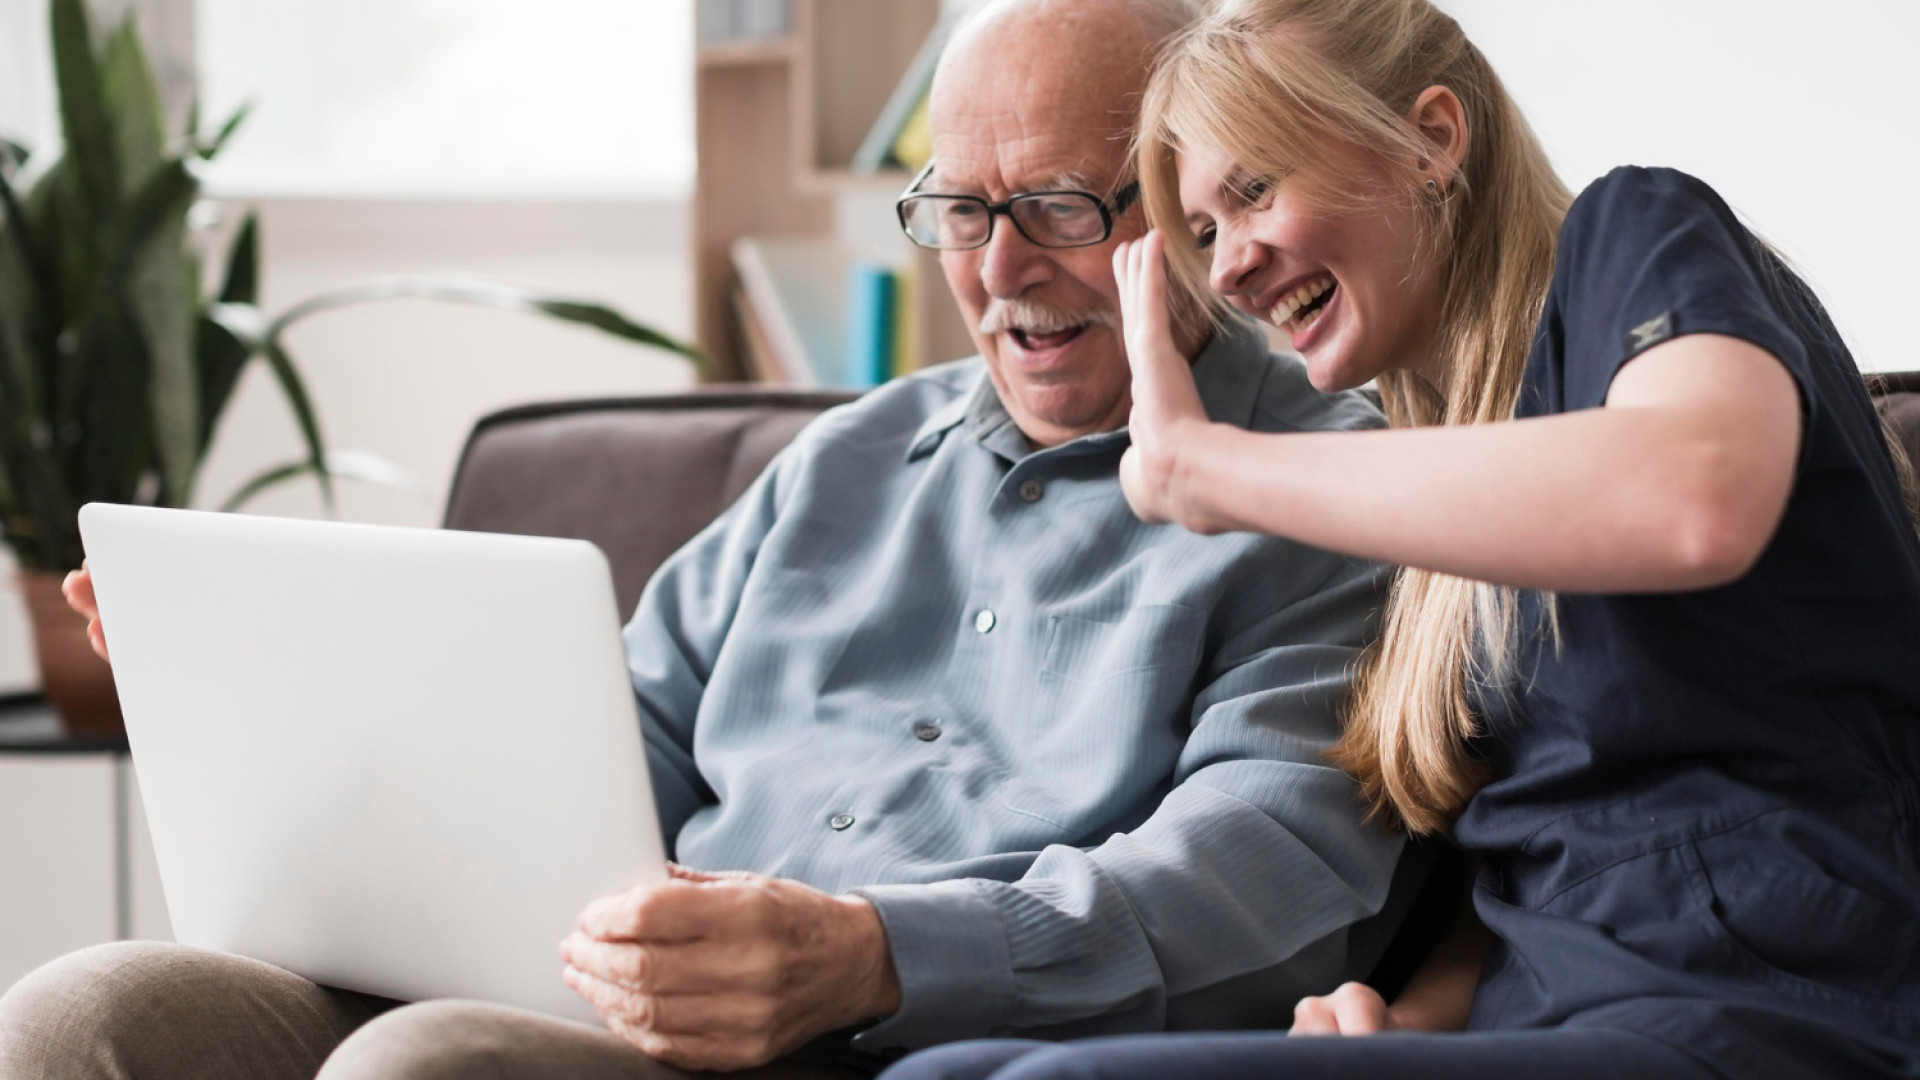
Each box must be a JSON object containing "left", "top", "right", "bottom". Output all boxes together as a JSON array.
[{"left": 1410, "top": 85, "right": 1469, "bottom": 189}]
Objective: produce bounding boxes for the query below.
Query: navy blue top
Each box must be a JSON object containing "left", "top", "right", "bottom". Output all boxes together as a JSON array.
[{"left": 1454, "top": 167, "right": 1920, "bottom": 1077}]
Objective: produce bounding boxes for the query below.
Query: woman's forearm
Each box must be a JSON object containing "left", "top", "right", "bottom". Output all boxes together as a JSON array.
[
  {"left": 1384, "top": 916, "right": 1494, "bottom": 1032},
  {"left": 1175, "top": 337, "right": 1801, "bottom": 593}
]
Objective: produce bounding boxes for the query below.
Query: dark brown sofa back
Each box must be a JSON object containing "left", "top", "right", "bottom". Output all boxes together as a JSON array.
[{"left": 443, "top": 389, "right": 857, "bottom": 618}]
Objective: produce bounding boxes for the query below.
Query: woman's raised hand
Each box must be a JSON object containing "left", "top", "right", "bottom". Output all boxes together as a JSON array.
[
  {"left": 1112, "top": 229, "right": 1220, "bottom": 532},
  {"left": 61, "top": 563, "right": 110, "bottom": 662}
]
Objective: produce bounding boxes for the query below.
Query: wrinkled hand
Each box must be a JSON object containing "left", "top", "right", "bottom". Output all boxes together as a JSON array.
[
  {"left": 1112, "top": 230, "right": 1224, "bottom": 533},
  {"left": 61, "top": 563, "right": 109, "bottom": 662},
  {"left": 1290, "top": 982, "right": 1397, "bottom": 1037},
  {"left": 560, "top": 864, "right": 901, "bottom": 1072}
]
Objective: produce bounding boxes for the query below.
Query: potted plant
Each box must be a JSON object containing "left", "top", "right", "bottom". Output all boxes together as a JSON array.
[{"left": 0, "top": 0, "right": 702, "bottom": 734}]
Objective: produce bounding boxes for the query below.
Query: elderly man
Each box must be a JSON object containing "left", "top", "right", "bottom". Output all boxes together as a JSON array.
[{"left": 0, "top": 1, "right": 1412, "bottom": 1078}]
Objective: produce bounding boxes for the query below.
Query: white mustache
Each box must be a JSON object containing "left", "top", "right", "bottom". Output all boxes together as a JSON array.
[{"left": 978, "top": 297, "right": 1116, "bottom": 336}]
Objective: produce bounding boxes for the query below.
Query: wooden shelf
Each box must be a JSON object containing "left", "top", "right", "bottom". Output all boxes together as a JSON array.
[
  {"left": 696, "top": 37, "right": 797, "bottom": 68},
  {"left": 691, "top": 0, "right": 972, "bottom": 385}
]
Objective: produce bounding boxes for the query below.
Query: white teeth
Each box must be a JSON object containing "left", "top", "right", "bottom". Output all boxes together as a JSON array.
[{"left": 1268, "top": 275, "right": 1336, "bottom": 332}]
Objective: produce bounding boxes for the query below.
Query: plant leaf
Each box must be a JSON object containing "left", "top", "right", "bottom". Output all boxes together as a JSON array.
[
  {"left": 125, "top": 212, "right": 200, "bottom": 507},
  {"left": 218, "top": 209, "right": 258, "bottom": 303},
  {"left": 195, "top": 311, "right": 251, "bottom": 451},
  {"left": 57, "top": 156, "right": 197, "bottom": 436},
  {"left": 198, "top": 103, "right": 250, "bottom": 161},
  {"left": 265, "top": 275, "right": 707, "bottom": 369},
  {"left": 256, "top": 338, "right": 334, "bottom": 509},
  {"left": 218, "top": 449, "right": 416, "bottom": 513},
  {"left": 99, "top": 18, "right": 165, "bottom": 196},
  {"left": 49, "top": 0, "right": 120, "bottom": 222}
]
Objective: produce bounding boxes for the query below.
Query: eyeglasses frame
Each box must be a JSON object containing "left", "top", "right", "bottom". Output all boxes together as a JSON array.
[{"left": 894, "top": 160, "right": 1143, "bottom": 252}]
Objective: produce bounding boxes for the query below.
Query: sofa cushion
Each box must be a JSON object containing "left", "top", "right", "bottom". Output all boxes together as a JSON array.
[
  {"left": 1879, "top": 391, "right": 1920, "bottom": 473},
  {"left": 443, "top": 390, "right": 857, "bottom": 619}
]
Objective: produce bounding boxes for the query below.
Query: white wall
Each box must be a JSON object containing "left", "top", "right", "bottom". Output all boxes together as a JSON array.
[{"left": 1434, "top": 0, "right": 1920, "bottom": 375}]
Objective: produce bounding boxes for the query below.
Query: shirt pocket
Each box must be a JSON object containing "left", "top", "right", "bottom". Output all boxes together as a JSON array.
[
  {"left": 1687, "top": 815, "right": 1920, "bottom": 1012},
  {"left": 1039, "top": 603, "right": 1206, "bottom": 681}
]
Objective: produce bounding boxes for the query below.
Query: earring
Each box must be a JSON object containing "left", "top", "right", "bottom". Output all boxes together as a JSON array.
[{"left": 1425, "top": 179, "right": 1441, "bottom": 196}]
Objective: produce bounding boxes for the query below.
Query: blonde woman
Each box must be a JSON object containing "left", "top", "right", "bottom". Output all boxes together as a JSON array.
[{"left": 879, "top": 1, "right": 1920, "bottom": 1078}]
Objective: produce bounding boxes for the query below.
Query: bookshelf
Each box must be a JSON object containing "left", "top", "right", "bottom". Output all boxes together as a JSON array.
[{"left": 692, "top": 0, "right": 976, "bottom": 385}]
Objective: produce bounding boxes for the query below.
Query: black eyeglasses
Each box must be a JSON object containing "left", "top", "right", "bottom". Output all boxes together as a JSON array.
[{"left": 896, "top": 161, "right": 1141, "bottom": 251}]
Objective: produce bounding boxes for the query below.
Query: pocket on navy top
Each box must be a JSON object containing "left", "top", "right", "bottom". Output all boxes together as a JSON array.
[{"left": 1689, "top": 815, "right": 1920, "bottom": 1009}]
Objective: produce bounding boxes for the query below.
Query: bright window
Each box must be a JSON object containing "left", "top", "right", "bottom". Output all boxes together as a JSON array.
[{"left": 195, "top": 0, "right": 694, "bottom": 199}]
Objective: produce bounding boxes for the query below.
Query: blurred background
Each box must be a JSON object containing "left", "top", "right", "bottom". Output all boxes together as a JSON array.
[{"left": 1, "top": 0, "right": 1915, "bottom": 989}]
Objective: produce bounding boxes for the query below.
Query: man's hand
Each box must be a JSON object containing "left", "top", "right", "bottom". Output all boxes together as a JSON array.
[
  {"left": 559, "top": 864, "right": 902, "bottom": 1072},
  {"left": 1112, "top": 230, "right": 1227, "bottom": 534},
  {"left": 1290, "top": 981, "right": 1396, "bottom": 1036},
  {"left": 61, "top": 563, "right": 110, "bottom": 662}
]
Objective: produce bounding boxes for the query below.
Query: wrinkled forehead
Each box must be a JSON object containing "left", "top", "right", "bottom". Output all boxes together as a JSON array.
[{"left": 927, "top": 6, "right": 1146, "bottom": 199}]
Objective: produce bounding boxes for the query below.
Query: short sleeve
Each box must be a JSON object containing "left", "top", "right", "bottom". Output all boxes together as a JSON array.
[{"left": 1547, "top": 166, "right": 1815, "bottom": 418}]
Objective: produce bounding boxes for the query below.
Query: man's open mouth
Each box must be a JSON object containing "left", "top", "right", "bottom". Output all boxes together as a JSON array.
[{"left": 1009, "top": 325, "right": 1088, "bottom": 351}]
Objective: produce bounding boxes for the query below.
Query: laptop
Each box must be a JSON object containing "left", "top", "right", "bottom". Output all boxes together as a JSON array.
[{"left": 76, "top": 503, "right": 667, "bottom": 1023}]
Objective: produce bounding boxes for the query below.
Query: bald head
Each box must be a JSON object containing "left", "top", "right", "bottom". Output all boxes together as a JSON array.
[
  {"left": 932, "top": 0, "right": 1193, "bottom": 190},
  {"left": 919, "top": 0, "right": 1203, "bottom": 449}
]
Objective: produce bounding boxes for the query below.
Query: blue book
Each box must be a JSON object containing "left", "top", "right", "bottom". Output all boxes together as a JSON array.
[{"left": 845, "top": 262, "right": 897, "bottom": 389}]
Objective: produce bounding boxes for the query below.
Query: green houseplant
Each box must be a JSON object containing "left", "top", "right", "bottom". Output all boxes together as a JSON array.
[{"left": 0, "top": 0, "right": 702, "bottom": 732}]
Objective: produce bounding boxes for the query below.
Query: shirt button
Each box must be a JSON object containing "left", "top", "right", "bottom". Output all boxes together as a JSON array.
[
  {"left": 829, "top": 813, "right": 855, "bottom": 831},
  {"left": 914, "top": 721, "right": 942, "bottom": 742},
  {"left": 1018, "top": 479, "right": 1045, "bottom": 503},
  {"left": 973, "top": 609, "right": 997, "bottom": 634}
]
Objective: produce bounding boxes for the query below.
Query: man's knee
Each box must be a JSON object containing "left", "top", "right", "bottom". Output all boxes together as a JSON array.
[
  {"left": 0, "top": 941, "right": 370, "bottom": 1080},
  {"left": 318, "top": 1000, "right": 674, "bottom": 1080}
]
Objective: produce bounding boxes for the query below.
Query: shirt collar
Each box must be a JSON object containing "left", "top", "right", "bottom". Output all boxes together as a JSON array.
[{"left": 904, "top": 318, "right": 1271, "bottom": 463}]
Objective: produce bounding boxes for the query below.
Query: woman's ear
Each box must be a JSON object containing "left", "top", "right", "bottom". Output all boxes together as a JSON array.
[{"left": 1410, "top": 86, "right": 1469, "bottom": 189}]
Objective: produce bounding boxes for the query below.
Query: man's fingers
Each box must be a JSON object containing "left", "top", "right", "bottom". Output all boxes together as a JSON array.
[
  {"left": 640, "top": 991, "right": 781, "bottom": 1038},
  {"left": 579, "top": 877, "right": 779, "bottom": 943},
  {"left": 561, "top": 934, "right": 780, "bottom": 996},
  {"left": 578, "top": 880, "right": 715, "bottom": 942},
  {"left": 563, "top": 964, "right": 651, "bottom": 1027}
]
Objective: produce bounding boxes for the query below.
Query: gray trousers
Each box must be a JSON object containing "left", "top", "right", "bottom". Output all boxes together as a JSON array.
[{"left": 0, "top": 942, "right": 874, "bottom": 1080}]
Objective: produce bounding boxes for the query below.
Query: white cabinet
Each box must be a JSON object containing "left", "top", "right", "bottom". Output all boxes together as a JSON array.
[{"left": 0, "top": 756, "right": 171, "bottom": 993}]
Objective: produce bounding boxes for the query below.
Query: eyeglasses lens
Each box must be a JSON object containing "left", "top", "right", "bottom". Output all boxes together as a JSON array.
[{"left": 1011, "top": 194, "right": 1106, "bottom": 246}]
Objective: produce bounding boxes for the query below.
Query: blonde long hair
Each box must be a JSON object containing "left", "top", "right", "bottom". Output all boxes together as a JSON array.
[{"left": 1136, "top": 0, "right": 1572, "bottom": 834}]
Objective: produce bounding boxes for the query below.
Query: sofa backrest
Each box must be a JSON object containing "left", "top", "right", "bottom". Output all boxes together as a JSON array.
[
  {"left": 444, "top": 374, "right": 1920, "bottom": 621},
  {"left": 1877, "top": 372, "right": 1920, "bottom": 475},
  {"left": 443, "top": 389, "right": 857, "bottom": 618}
]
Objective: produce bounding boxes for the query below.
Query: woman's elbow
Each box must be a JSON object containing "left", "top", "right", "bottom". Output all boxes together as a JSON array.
[{"left": 1666, "top": 463, "right": 1786, "bottom": 589}]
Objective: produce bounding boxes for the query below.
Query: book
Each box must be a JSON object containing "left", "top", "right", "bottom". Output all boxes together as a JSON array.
[
  {"left": 731, "top": 236, "right": 855, "bottom": 388},
  {"left": 851, "top": 13, "right": 957, "bottom": 173},
  {"left": 847, "top": 263, "right": 897, "bottom": 388},
  {"left": 892, "top": 258, "right": 921, "bottom": 378}
]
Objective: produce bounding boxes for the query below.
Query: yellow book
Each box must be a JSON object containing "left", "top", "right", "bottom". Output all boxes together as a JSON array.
[
  {"left": 890, "top": 94, "right": 933, "bottom": 174},
  {"left": 892, "top": 259, "right": 920, "bottom": 378}
]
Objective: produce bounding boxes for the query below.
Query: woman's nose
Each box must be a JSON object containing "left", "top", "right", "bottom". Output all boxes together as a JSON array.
[{"left": 1208, "top": 226, "right": 1265, "bottom": 298}]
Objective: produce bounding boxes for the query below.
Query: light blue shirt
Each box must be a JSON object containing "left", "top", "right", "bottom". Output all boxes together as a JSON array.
[{"left": 625, "top": 322, "right": 1405, "bottom": 1051}]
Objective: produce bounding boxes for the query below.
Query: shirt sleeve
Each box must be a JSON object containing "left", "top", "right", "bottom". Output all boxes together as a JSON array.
[
  {"left": 1550, "top": 166, "right": 1815, "bottom": 418},
  {"left": 850, "top": 553, "right": 1404, "bottom": 1050},
  {"left": 623, "top": 444, "right": 796, "bottom": 846}
]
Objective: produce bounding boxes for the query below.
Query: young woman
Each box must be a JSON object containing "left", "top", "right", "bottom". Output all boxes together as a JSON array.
[{"left": 879, "top": 1, "right": 1920, "bottom": 1078}]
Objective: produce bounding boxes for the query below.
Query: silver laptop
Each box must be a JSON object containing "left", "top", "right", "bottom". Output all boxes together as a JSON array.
[{"left": 77, "top": 503, "right": 667, "bottom": 1022}]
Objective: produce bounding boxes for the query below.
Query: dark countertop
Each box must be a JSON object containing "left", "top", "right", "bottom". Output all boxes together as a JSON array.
[{"left": 0, "top": 694, "right": 129, "bottom": 754}]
